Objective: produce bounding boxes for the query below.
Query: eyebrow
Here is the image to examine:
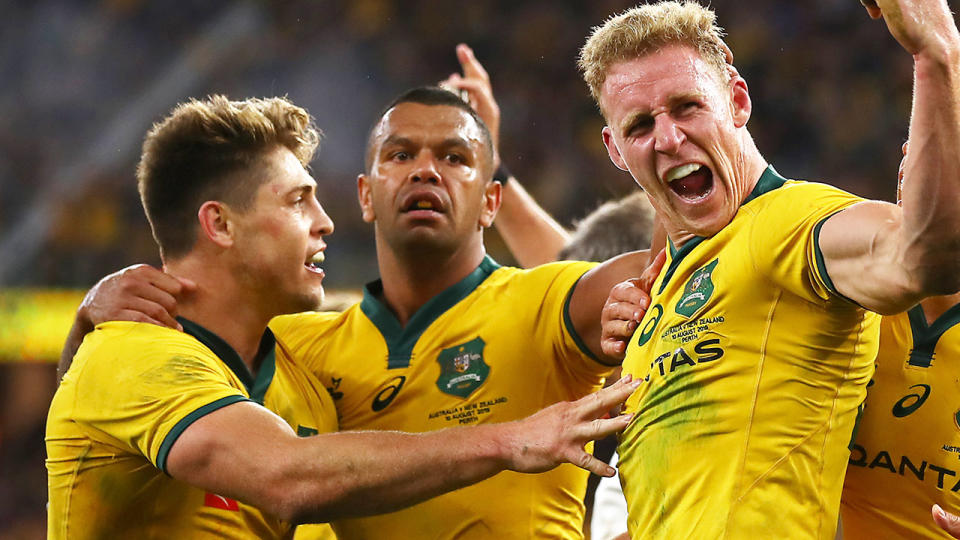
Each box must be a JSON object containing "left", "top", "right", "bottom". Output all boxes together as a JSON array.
[
  {"left": 380, "top": 135, "right": 476, "bottom": 153},
  {"left": 380, "top": 135, "right": 413, "bottom": 150},
  {"left": 618, "top": 91, "right": 707, "bottom": 136}
]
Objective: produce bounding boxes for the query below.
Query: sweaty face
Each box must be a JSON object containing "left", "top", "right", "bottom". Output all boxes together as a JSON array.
[
  {"left": 359, "top": 103, "right": 497, "bottom": 255},
  {"left": 230, "top": 147, "right": 334, "bottom": 316},
  {"left": 599, "top": 44, "right": 754, "bottom": 240}
]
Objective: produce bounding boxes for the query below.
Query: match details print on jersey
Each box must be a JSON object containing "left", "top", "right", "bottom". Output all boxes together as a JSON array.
[
  {"left": 618, "top": 167, "right": 879, "bottom": 540},
  {"left": 271, "top": 257, "right": 612, "bottom": 540}
]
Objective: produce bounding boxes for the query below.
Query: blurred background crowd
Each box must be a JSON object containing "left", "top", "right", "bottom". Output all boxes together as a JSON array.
[{"left": 0, "top": 0, "right": 917, "bottom": 536}]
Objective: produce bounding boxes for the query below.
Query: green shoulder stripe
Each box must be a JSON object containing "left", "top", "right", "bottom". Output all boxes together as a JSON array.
[
  {"left": 812, "top": 212, "right": 859, "bottom": 305},
  {"left": 156, "top": 394, "right": 251, "bottom": 474},
  {"left": 562, "top": 274, "right": 610, "bottom": 366}
]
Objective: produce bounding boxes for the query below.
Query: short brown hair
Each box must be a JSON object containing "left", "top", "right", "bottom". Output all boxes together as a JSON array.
[
  {"left": 579, "top": 2, "right": 729, "bottom": 109},
  {"left": 137, "top": 95, "right": 320, "bottom": 259},
  {"left": 558, "top": 191, "right": 655, "bottom": 262}
]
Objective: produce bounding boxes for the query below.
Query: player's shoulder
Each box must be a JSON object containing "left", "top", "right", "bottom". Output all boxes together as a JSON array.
[
  {"left": 482, "top": 260, "right": 597, "bottom": 290},
  {"left": 750, "top": 177, "right": 859, "bottom": 208},
  {"left": 270, "top": 308, "right": 357, "bottom": 338},
  {"left": 84, "top": 321, "right": 201, "bottom": 356},
  {"left": 69, "top": 321, "right": 222, "bottom": 384}
]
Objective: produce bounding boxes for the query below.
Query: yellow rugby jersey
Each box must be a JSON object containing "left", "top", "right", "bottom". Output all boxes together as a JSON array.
[
  {"left": 842, "top": 305, "right": 960, "bottom": 539},
  {"left": 46, "top": 318, "right": 338, "bottom": 539},
  {"left": 271, "top": 256, "right": 611, "bottom": 540},
  {"left": 619, "top": 167, "right": 879, "bottom": 540}
]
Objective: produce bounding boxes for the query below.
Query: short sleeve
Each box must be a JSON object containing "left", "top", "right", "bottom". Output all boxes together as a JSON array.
[
  {"left": 748, "top": 182, "right": 864, "bottom": 303},
  {"left": 71, "top": 326, "right": 250, "bottom": 473},
  {"left": 507, "top": 261, "right": 612, "bottom": 382}
]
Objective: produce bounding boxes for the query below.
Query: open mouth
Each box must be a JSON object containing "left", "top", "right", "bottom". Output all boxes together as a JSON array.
[
  {"left": 401, "top": 191, "right": 446, "bottom": 215},
  {"left": 305, "top": 250, "right": 325, "bottom": 274},
  {"left": 665, "top": 163, "right": 713, "bottom": 201}
]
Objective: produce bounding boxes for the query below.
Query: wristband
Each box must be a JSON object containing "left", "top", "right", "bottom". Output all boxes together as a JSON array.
[{"left": 492, "top": 162, "right": 513, "bottom": 185}]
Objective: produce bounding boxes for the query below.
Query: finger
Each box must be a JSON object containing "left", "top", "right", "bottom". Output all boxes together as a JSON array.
[
  {"left": 574, "top": 451, "right": 617, "bottom": 477},
  {"left": 607, "top": 280, "right": 643, "bottom": 304},
  {"left": 601, "top": 338, "right": 627, "bottom": 358},
  {"left": 124, "top": 282, "right": 180, "bottom": 317},
  {"left": 117, "top": 309, "right": 173, "bottom": 330},
  {"left": 638, "top": 249, "right": 667, "bottom": 292},
  {"left": 124, "top": 264, "right": 188, "bottom": 296},
  {"left": 585, "top": 412, "right": 633, "bottom": 440},
  {"left": 579, "top": 375, "right": 641, "bottom": 417},
  {"left": 126, "top": 298, "right": 181, "bottom": 330},
  {"left": 859, "top": 0, "right": 882, "bottom": 19},
  {"left": 602, "top": 301, "right": 643, "bottom": 326},
  {"left": 456, "top": 43, "right": 489, "bottom": 82},
  {"left": 443, "top": 77, "right": 488, "bottom": 94},
  {"left": 933, "top": 504, "right": 960, "bottom": 538},
  {"left": 174, "top": 275, "right": 198, "bottom": 293}
]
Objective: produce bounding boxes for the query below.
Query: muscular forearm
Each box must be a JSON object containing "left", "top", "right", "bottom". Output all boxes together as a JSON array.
[
  {"left": 495, "top": 180, "right": 570, "bottom": 268},
  {"left": 170, "top": 381, "right": 633, "bottom": 524},
  {"left": 279, "top": 425, "right": 515, "bottom": 523},
  {"left": 899, "top": 39, "right": 960, "bottom": 293}
]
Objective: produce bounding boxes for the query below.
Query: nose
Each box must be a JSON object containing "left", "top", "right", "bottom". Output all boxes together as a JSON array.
[
  {"left": 652, "top": 114, "right": 685, "bottom": 155},
  {"left": 312, "top": 201, "right": 334, "bottom": 236},
  {"left": 408, "top": 152, "right": 441, "bottom": 185}
]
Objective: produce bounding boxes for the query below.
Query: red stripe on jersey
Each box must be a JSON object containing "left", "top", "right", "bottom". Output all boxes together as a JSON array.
[{"left": 204, "top": 492, "right": 240, "bottom": 511}]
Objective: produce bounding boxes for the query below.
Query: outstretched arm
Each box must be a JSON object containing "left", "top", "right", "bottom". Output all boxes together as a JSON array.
[
  {"left": 166, "top": 375, "right": 641, "bottom": 524},
  {"left": 58, "top": 264, "right": 193, "bottom": 381},
  {"left": 819, "top": 0, "right": 960, "bottom": 313},
  {"left": 442, "top": 43, "right": 569, "bottom": 267}
]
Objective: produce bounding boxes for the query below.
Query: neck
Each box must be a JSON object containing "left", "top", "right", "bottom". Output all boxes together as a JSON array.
[
  {"left": 374, "top": 233, "right": 486, "bottom": 327},
  {"left": 666, "top": 143, "right": 767, "bottom": 248},
  {"left": 919, "top": 291, "right": 960, "bottom": 324},
  {"left": 164, "top": 256, "right": 272, "bottom": 373}
]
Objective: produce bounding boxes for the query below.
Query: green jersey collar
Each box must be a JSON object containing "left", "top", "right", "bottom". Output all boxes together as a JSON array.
[
  {"left": 177, "top": 317, "right": 277, "bottom": 403},
  {"left": 660, "top": 165, "right": 786, "bottom": 294},
  {"left": 905, "top": 302, "right": 960, "bottom": 368},
  {"left": 361, "top": 255, "right": 501, "bottom": 369}
]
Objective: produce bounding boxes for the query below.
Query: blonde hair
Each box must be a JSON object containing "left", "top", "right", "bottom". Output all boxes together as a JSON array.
[
  {"left": 579, "top": 1, "right": 729, "bottom": 107},
  {"left": 137, "top": 95, "right": 320, "bottom": 258}
]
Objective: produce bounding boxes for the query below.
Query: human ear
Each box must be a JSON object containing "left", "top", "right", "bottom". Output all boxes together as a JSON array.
[
  {"left": 728, "top": 69, "right": 752, "bottom": 128},
  {"left": 478, "top": 180, "right": 502, "bottom": 229},
  {"left": 357, "top": 174, "right": 376, "bottom": 223},
  {"left": 602, "top": 126, "right": 629, "bottom": 171},
  {"left": 197, "top": 201, "right": 234, "bottom": 248}
]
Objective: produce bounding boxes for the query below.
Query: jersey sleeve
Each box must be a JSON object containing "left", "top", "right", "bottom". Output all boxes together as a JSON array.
[
  {"left": 747, "top": 182, "right": 864, "bottom": 303},
  {"left": 69, "top": 325, "right": 251, "bottom": 473},
  {"left": 509, "top": 261, "right": 612, "bottom": 383}
]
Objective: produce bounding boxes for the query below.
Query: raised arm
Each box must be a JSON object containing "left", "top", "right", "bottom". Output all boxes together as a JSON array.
[
  {"left": 441, "top": 43, "right": 569, "bottom": 267},
  {"left": 58, "top": 264, "right": 193, "bottom": 381},
  {"left": 819, "top": 0, "right": 960, "bottom": 313},
  {"left": 166, "top": 374, "right": 641, "bottom": 524}
]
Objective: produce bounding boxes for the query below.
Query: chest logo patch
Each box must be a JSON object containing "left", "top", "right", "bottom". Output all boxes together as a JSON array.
[
  {"left": 676, "top": 258, "right": 719, "bottom": 318},
  {"left": 436, "top": 337, "right": 489, "bottom": 398}
]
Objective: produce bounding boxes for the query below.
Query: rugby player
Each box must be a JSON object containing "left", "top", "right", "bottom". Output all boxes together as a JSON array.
[
  {"left": 839, "top": 143, "right": 960, "bottom": 539},
  {"left": 578, "top": 0, "right": 960, "bottom": 537},
  {"left": 46, "top": 95, "right": 641, "bottom": 538},
  {"left": 57, "top": 86, "right": 654, "bottom": 539}
]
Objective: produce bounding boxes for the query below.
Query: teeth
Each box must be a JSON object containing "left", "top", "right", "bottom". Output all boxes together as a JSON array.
[
  {"left": 665, "top": 163, "right": 703, "bottom": 183},
  {"left": 309, "top": 251, "right": 325, "bottom": 265},
  {"left": 416, "top": 200, "right": 434, "bottom": 209}
]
